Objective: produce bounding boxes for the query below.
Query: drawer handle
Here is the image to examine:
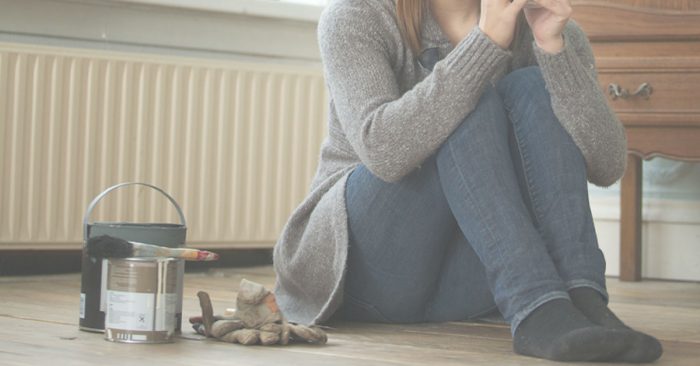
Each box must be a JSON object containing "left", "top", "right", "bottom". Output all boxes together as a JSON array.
[{"left": 608, "top": 82, "right": 653, "bottom": 100}]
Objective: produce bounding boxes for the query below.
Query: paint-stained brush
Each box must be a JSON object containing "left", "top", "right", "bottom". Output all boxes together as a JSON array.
[{"left": 87, "top": 235, "right": 219, "bottom": 261}]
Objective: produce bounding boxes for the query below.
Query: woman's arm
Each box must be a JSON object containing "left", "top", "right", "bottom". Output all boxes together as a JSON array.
[
  {"left": 319, "top": 0, "right": 510, "bottom": 182},
  {"left": 532, "top": 20, "right": 627, "bottom": 187}
]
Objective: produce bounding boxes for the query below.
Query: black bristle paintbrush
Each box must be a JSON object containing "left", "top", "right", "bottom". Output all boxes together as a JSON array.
[{"left": 87, "top": 235, "right": 219, "bottom": 261}]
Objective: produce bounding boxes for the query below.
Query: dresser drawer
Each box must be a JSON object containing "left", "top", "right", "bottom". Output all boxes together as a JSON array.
[{"left": 597, "top": 70, "right": 700, "bottom": 127}]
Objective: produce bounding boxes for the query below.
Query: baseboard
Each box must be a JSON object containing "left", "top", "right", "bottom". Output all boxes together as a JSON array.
[
  {"left": 590, "top": 195, "right": 700, "bottom": 224},
  {"left": 590, "top": 196, "right": 700, "bottom": 281}
]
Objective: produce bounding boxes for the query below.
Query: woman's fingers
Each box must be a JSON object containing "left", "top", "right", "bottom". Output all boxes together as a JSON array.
[
  {"left": 480, "top": 0, "right": 530, "bottom": 48},
  {"left": 525, "top": 0, "right": 571, "bottom": 53},
  {"left": 507, "top": 0, "right": 530, "bottom": 14}
]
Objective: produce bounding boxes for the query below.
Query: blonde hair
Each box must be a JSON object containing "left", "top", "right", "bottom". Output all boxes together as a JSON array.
[{"left": 396, "top": 0, "right": 425, "bottom": 54}]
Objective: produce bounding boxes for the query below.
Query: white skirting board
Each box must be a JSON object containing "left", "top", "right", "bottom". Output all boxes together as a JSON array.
[{"left": 591, "top": 195, "right": 700, "bottom": 281}]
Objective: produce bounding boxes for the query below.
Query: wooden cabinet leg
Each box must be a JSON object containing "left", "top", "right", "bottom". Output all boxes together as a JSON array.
[{"left": 620, "top": 154, "right": 643, "bottom": 281}]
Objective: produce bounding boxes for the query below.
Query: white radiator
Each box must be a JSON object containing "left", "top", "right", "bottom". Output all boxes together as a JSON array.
[{"left": 0, "top": 42, "right": 328, "bottom": 250}]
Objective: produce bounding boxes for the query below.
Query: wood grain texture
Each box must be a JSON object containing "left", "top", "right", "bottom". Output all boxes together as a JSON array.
[
  {"left": 626, "top": 127, "right": 700, "bottom": 160},
  {"left": 574, "top": 0, "right": 700, "bottom": 282},
  {"left": 593, "top": 49, "right": 700, "bottom": 71},
  {"left": 585, "top": 0, "right": 700, "bottom": 11},
  {"left": 598, "top": 71, "right": 700, "bottom": 122},
  {"left": 620, "top": 155, "right": 643, "bottom": 282},
  {"left": 590, "top": 41, "right": 700, "bottom": 128},
  {"left": 572, "top": 0, "right": 700, "bottom": 41},
  {"left": 1, "top": 267, "right": 699, "bottom": 365}
]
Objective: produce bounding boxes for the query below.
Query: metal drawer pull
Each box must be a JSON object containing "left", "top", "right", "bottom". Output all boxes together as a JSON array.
[{"left": 608, "top": 82, "right": 653, "bottom": 100}]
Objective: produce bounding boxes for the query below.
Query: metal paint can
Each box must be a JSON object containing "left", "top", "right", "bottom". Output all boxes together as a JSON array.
[
  {"left": 80, "top": 182, "right": 187, "bottom": 333},
  {"left": 104, "top": 257, "right": 181, "bottom": 343}
]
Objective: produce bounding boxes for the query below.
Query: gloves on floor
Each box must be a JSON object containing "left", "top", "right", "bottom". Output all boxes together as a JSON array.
[{"left": 190, "top": 279, "right": 327, "bottom": 346}]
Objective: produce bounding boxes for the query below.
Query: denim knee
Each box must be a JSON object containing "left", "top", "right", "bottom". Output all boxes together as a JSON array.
[
  {"left": 496, "top": 66, "right": 546, "bottom": 98},
  {"left": 443, "top": 86, "right": 510, "bottom": 148},
  {"left": 495, "top": 66, "right": 574, "bottom": 145},
  {"left": 497, "top": 66, "right": 551, "bottom": 116}
]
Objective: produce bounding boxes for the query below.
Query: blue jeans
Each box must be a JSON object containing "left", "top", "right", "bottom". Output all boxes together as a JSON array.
[{"left": 339, "top": 66, "right": 609, "bottom": 334}]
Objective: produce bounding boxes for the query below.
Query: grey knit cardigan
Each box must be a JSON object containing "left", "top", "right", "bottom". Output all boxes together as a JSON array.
[{"left": 273, "top": 0, "right": 627, "bottom": 325}]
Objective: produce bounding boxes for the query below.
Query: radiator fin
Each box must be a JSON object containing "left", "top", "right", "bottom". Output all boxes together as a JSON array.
[{"left": 0, "top": 43, "right": 328, "bottom": 249}]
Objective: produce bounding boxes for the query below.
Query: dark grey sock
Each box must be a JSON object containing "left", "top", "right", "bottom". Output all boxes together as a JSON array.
[
  {"left": 569, "top": 287, "right": 663, "bottom": 363},
  {"left": 513, "top": 298, "right": 636, "bottom": 362},
  {"left": 569, "top": 287, "right": 626, "bottom": 328}
]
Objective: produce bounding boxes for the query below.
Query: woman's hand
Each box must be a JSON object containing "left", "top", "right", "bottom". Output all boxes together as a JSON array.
[
  {"left": 524, "top": 0, "right": 573, "bottom": 54},
  {"left": 478, "top": 0, "right": 529, "bottom": 49}
]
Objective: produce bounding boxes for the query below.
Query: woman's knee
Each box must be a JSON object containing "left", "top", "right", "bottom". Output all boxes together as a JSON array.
[
  {"left": 497, "top": 67, "right": 587, "bottom": 170},
  {"left": 496, "top": 66, "right": 564, "bottom": 135},
  {"left": 497, "top": 66, "right": 547, "bottom": 99},
  {"left": 496, "top": 66, "right": 552, "bottom": 116},
  {"left": 445, "top": 86, "right": 510, "bottom": 146}
]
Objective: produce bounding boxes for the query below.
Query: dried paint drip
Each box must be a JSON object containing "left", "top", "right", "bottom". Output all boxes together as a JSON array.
[{"left": 104, "top": 257, "right": 181, "bottom": 343}]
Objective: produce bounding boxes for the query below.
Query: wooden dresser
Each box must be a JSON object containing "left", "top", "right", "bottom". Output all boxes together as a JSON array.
[{"left": 572, "top": 0, "right": 700, "bottom": 281}]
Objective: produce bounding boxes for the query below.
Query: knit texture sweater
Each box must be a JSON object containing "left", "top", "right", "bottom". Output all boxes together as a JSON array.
[{"left": 273, "top": 0, "right": 627, "bottom": 325}]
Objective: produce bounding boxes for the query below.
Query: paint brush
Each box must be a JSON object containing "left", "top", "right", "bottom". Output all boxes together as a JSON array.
[{"left": 87, "top": 235, "right": 219, "bottom": 261}]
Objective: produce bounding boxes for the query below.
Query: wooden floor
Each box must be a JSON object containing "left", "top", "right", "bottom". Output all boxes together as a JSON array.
[{"left": 1, "top": 266, "right": 699, "bottom": 365}]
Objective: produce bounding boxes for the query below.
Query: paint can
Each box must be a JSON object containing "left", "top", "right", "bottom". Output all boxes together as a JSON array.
[
  {"left": 80, "top": 182, "right": 187, "bottom": 333},
  {"left": 104, "top": 257, "right": 180, "bottom": 343}
]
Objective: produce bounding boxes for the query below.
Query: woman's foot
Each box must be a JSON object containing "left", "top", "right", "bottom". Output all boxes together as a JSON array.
[
  {"left": 569, "top": 287, "right": 629, "bottom": 328},
  {"left": 569, "top": 287, "right": 663, "bottom": 362},
  {"left": 513, "top": 298, "right": 642, "bottom": 362}
]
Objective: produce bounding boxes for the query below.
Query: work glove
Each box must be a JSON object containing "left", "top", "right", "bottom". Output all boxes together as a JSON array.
[{"left": 190, "top": 279, "right": 327, "bottom": 346}]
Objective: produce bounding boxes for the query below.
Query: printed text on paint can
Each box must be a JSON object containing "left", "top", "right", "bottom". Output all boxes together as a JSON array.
[{"left": 106, "top": 290, "right": 177, "bottom": 331}]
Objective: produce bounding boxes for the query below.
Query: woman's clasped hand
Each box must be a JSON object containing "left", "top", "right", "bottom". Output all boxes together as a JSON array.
[{"left": 479, "top": 0, "right": 572, "bottom": 53}]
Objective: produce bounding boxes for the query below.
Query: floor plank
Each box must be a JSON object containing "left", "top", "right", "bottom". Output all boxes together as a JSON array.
[{"left": 1, "top": 267, "right": 698, "bottom": 365}]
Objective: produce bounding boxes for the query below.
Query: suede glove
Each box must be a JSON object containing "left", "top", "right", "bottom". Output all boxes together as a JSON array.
[{"left": 190, "top": 279, "right": 327, "bottom": 346}]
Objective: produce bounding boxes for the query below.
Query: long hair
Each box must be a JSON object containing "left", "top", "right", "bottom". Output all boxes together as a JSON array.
[{"left": 396, "top": 0, "right": 425, "bottom": 54}]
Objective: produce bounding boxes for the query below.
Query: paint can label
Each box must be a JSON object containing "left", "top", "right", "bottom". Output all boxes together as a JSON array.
[
  {"left": 106, "top": 291, "right": 177, "bottom": 331},
  {"left": 104, "top": 258, "right": 180, "bottom": 343}
]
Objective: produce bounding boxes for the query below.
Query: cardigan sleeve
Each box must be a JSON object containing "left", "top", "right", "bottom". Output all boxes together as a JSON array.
[
  {"left": 318, "top": 0, "right": 511, "bottom": 182},
  {"left": 532, "top": 19, "right": 627, "bottom": 187}
]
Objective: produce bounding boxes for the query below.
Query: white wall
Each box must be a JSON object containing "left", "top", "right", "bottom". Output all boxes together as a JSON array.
[
  {"left": 0, "top": 0, "right": 322, "bottom": 63},
  {"left": 591, "top": 159, "right": 700, "bottom": 281}
]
